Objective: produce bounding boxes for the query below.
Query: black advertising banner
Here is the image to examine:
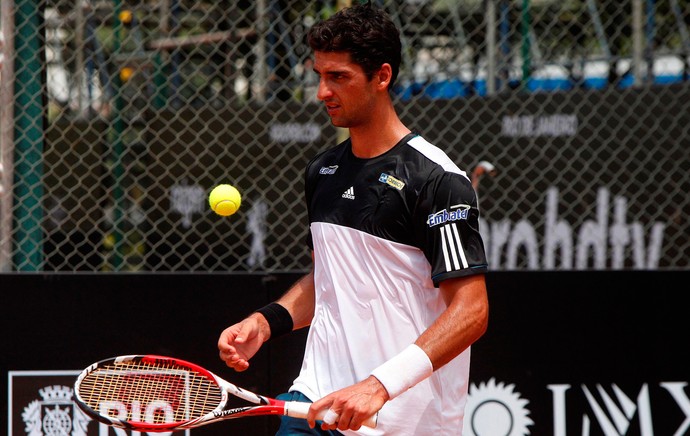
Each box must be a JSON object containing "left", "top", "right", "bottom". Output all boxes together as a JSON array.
[
  {"left": 132, "top": 85, "right": 690, "bottom": 272},
  {"left": 2, "top": 273, "right": 273, "bottom": 436},
  {"left": 466, "top": 271, "right": 690, "bottom": 435},
  {"left": 2, "top": 272, "right": 688, "bottom": 435}
]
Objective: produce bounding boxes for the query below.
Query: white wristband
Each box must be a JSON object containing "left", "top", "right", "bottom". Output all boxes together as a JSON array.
[{"left": 370, "top": 344, "right": 433, "bottom": 400}]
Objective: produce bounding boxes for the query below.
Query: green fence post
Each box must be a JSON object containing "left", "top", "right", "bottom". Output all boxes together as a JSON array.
[{"left": 13, "top": 0, "right": 44, "bottom": 270}]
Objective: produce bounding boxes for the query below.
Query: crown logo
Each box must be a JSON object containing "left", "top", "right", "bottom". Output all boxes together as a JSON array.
[{"left": 39, "top": 385, "right": 73, "bottom": 401}]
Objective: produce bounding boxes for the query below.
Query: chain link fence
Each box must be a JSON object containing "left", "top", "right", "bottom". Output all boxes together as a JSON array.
[{"left": 1, "top": 0, "right": 688, "bottom": 272}]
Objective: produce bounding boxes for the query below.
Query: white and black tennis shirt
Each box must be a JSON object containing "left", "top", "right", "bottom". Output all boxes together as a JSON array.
[{"left": 289, "top": 133, "right": 488, "bottom": 436}]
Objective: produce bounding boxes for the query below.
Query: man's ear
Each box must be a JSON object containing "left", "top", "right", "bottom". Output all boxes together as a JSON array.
[{"left": 377, "top": 63, "right": 393, "bottom": 88}]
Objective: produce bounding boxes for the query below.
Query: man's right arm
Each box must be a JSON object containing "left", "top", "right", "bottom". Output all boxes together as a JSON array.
[{"left": 218, "top": 267, "right": 315, "bottom": 371}]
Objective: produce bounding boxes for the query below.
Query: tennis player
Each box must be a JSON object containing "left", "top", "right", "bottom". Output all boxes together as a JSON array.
[{"left": 218, "top": 2, "right": 489, "bottom": 435}]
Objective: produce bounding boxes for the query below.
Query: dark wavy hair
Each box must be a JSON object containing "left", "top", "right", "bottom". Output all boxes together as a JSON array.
[{"left": 307, "top": 1, "right": 402, "bottom": 89}]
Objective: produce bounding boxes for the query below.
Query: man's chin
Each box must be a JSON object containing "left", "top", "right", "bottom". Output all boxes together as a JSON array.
[{"left": 328, "top": 118, "right": 346, "bottom": 128}]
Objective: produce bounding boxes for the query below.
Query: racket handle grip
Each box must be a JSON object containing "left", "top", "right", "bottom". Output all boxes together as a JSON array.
[{"left": 285, "top": 401, "right": 378, "bottom": 429}]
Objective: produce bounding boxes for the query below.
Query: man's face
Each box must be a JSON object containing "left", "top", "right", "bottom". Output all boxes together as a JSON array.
[{"left": 312, "top": 51, "right": 378, "bottom": 128}]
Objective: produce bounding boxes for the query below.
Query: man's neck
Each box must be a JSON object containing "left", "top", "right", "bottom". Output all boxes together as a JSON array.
[{"left": 349, "top": 107, "right": 411, "bottom": 159}]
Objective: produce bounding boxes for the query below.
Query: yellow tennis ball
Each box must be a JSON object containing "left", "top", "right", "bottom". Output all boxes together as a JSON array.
[
  {"left": 120, "top": 67, "right": 134, "bottom": 82},
  {"left": 119, "top": 10, "right": 133, "bottom": 24},
  {"left": 209, "top": 184, "right": 241, "bottom": 216}
]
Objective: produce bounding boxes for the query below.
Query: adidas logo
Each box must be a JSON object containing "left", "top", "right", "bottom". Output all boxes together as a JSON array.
[{"left": 342, "top": 186, "right": 355, "bottom": 200}]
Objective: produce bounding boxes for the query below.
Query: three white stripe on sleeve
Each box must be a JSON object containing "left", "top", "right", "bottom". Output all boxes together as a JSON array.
[{"left": 440, "top": 223, "right": 469, "bottom": 271}]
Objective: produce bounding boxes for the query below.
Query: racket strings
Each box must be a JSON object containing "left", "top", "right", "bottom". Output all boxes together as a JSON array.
[{"left": 78, "top": 359, "right": 222, "bottom": 424}]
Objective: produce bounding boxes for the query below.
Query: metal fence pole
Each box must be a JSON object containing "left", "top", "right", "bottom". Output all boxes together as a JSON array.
[
  {"left": 521, "top": 0, "right": 531, "bottom": 88},
  {"left": 486, "top": 0, "right": 497, "bottom": 96},
  {"left": 110, "top": 0, "right": 125, "bottom": 270},
  {"left": 0, "top": 0, "right": 16, "bottom": 271},
  {"left": 256, "top": 0, "right": 267, "bottom": 103},
  {"left": 633, "top": 0, "right": 644, "bottom": 86}
]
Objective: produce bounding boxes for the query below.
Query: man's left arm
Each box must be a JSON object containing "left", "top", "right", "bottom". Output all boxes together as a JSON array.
[{"left": 417, "top": 274, "right": 489, "bottom": 370}]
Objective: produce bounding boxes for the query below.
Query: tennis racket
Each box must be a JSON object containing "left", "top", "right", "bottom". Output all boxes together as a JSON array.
[{"left": 74, "top": 354, "right": 378, "bottom": 432}]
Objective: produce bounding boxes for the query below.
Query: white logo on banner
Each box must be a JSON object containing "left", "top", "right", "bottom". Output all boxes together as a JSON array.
[
  {"left": 246, "top": 199, "right": 268, "bottom": 269},
  {"left": 169, "top": 180, "right": 205, "bottom": 228},
  {"left": 463, "top": 378, "right": 534, "bottom": 435},
  {"left": 269, "top": 122, "right": 321, "bottom": 143},
  {"left": 549, "top": 382, "right": 690, "bottom": 435},
  {"left": 22, "top": 385, "right": 90, "bottom": 436},
  {"left": 501, "top": 114, "right": 578, "bottom": 137},
  {"left": 480, "top": 186, "right": 666, "bottom": 270}
]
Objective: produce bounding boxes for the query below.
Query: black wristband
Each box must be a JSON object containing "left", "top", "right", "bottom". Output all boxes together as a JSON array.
[{"left": 255, "top": 302, "right": 293, "bottom": 340}]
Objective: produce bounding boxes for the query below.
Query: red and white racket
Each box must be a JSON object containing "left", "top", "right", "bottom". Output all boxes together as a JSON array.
[{"left": 74, "top": 354, "right": 377, "bottom": 432}]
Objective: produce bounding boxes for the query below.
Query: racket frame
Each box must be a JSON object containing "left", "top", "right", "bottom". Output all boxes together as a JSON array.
[{"left": 74, "top": 354, "right": 376, "bottom": 431}]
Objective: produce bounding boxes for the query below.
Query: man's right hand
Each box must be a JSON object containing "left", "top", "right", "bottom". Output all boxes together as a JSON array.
[{"left": 218, "top": 313, "right": 270, "bottom": 372}]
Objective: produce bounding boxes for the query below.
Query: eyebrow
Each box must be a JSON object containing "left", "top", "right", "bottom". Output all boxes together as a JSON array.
[{"left": 313, "top": 67, "right": 351, "bottom": 77}]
